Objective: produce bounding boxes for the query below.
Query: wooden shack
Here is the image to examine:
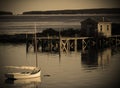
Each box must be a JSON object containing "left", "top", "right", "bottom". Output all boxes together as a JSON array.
[
  {"left": 81, "top": 18, "right": 97, "bottom": 37},
  {"left": 97, "top": 17, "right": 112, "bottom": 37},
  {"left": 81, "top": 18, "right": 112, "bottom": 37}
]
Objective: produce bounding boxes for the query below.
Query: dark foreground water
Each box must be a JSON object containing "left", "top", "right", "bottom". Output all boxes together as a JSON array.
[{"left": 0, "top": 43, "right": 120, "bottom": 88}]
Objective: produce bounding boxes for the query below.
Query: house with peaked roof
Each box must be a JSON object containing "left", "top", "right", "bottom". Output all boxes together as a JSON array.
[
  {"left": 97, "top": 17, "right": 112, "bottom": 37},
  {"left": 80, "top": 17, "right": 112, "bottom": 37}
]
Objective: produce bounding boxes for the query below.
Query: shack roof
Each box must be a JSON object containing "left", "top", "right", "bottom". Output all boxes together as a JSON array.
[{"left": 81, "top": 17, "right": 111, "bottom": 24}]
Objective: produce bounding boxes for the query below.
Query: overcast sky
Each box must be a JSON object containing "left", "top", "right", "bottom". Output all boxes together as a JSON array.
[{"left": 0, "top": 0, "right": 119, "bottom": 14}]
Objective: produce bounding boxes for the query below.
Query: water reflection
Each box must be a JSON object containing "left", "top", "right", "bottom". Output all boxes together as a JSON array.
[
  {"left": 5, "top": 77, "right": 41, "bottom": 87},
  {"left": 1, "top": 43, "right": 120, "bottom": 88},
  {"left": 98, "top": 48, "right": 111, "bottom": 68},
  {"left": 81, "top": 48, "right": 111, "bottom": 70}
]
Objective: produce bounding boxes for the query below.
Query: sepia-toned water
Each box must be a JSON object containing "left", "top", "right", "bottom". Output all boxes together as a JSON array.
[
  {"left": 0, "top": 14, "right": 120, "bottom": 34},
  {"left": 0, "top": 43, "right": 120, "bottom": 88}
]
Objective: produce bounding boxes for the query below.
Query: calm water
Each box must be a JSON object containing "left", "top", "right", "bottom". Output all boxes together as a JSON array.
[
  {"left": 0, "top": 43, "right": 120, "bottom": 88},
  {"left": 0, "top": 14, "right": 120, "bottom": 34}
]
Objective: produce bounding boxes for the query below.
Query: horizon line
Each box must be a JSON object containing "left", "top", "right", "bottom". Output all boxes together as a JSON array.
[{"left": 0, "top": 7, "right": 120, "bottom": 15}]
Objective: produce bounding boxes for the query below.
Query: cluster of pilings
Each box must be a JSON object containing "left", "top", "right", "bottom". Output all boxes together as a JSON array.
[{"left": 26, "top": 35, "right": 120, "bottom": 53}]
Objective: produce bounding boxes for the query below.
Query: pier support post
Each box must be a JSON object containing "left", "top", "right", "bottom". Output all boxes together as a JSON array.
[
  {"left": 75, "top": 39, "right": 77, "bottom": 52},
  {"left": 60, "top": 38, "right": 70, "bottom": 52},
  {"left": 116, "top": 36, "right": 117, "bottom": 47},
  {"left": 82, "top": 39, "right": 87, "bottom": 52}
]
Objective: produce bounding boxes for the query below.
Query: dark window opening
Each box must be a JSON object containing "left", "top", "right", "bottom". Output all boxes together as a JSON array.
[
  {"left": 107, "top": 25, "right": 109, "bottom": 31},
  {"left": 100, "top": 25, "right": 102, "bottom": 31}
]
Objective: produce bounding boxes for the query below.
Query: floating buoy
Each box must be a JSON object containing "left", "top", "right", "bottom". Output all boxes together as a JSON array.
[{"left": 43, "top": 74, "right": 51, "bottom": 77}]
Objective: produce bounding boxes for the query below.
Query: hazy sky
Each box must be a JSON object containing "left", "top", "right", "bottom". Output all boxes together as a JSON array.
[{"left": 0, "top": 0, "right": 119, "bottom": 14}]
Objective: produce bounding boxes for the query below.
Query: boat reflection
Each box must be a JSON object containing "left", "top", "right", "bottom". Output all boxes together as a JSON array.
[
  {"left": 81, "top": 48, "right": 111, "bottom": 70},
  {"left": 5, "top": 77, "right": 41, "bottom": 86}
]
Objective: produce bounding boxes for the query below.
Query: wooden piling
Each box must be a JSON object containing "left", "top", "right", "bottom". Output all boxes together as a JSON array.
[{"left": 28, "top": 35, "right": 120, "bottom": 52}]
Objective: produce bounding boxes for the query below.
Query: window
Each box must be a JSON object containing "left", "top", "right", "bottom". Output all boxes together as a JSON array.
[
  {"left": 107, "top": 25, "right": 109, "bottom": 31},
  {"left": 100, "top": 25, "right": 102, "bottom": 31}
]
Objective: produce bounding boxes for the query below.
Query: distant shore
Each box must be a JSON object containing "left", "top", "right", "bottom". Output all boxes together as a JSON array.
[{"left": 0, "top": 8, "right": 120, "bottom": 15}]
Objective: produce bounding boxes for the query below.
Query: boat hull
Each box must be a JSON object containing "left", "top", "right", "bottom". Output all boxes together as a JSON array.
[{"left": 5, "top": 70, "right": 41, "bottom": 80}]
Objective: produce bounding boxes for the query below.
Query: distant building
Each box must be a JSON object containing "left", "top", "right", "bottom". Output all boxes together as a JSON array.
[
  {"left": 97, "top": 17, "right": 112, "bottom": 37},
  {"left": 81, "top": 18, "right": 97, "bottom": 37},
  {"left": 80, "top": 17, "right": 112, "bottom": 37}
]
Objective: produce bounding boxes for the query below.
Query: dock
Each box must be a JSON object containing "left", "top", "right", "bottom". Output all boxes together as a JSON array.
[{"left": 26, "top": 35, "right": 120, "bottom": 53}]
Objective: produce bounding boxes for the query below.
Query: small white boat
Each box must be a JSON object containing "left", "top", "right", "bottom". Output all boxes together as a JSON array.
[
  {"left": 5, "top": 23, "right": 41, "bottom": 80},
  {"left": 5, "top": 68, "right": 41, "bottom": 80}
]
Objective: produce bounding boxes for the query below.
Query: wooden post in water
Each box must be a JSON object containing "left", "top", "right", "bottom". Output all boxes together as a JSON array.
[
  {"left": 58, "top": 39, "right": 61, "bottom": 63},
  {"left": 74, "top": 39, "right": 77, "bottom": 52},
  {"left": 116, "top": 35, "right": 117, "bottom": 47},
  {"left": 75, "top": 34, "right": 77, "bottom": 52},
  {"left": 82, "top": 39, "right": 87, "bottom": 51},
  {"left": 58, "top": 29, "right": 61, "bottom": 63},
  {"left": 82, "top": 39, "right": 84, "bottom": 52},
  {"left": 50, "top": 39, "right": 52, "bottom": 52},
  {"left": 26, "top": 33, "right": 28, "bottom": 53},
  {"left": 34, "top": 23, "right": 38, "bottom": 67},
  {"left": 67, "top": 39, "right": 69, "bottom": 52}
]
